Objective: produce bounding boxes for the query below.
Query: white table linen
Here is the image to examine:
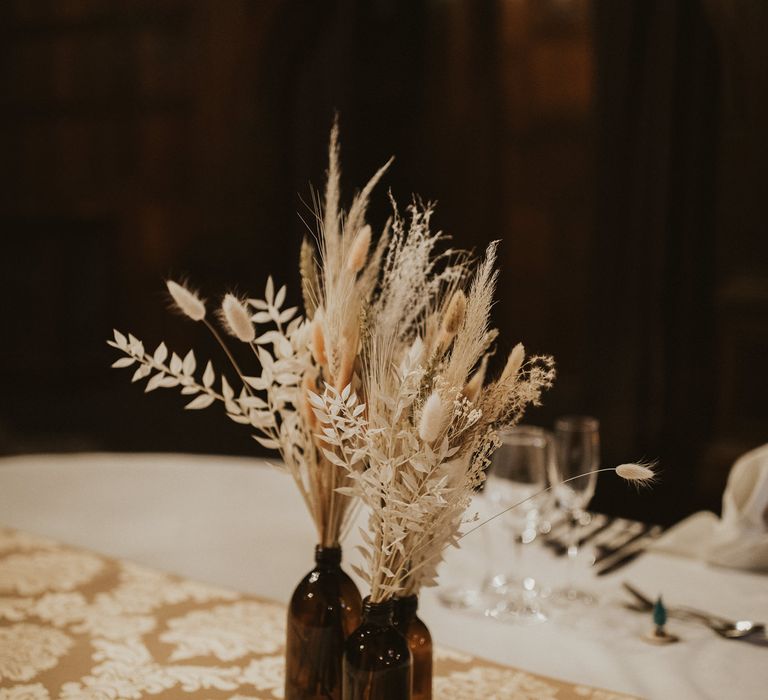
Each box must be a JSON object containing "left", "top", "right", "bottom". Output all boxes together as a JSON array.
[{"left": 1, "top": 452, "right": 766, "bottom": 700}]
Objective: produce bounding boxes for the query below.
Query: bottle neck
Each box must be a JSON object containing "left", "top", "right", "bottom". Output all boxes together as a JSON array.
[
  {"left": 362, "top": 596, "right": 395, "bottom": 626},
  {"left": 314, "top": 545, "right": 342, "bottom": 569},
  {"left": 396, "top": 594, "right": 418, "bottom": 623}
]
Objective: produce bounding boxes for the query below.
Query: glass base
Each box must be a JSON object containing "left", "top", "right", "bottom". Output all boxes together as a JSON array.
[
  {"left": 437, "top": 584, "right": 488, "bottom": 610},
  {"left": 549, "top": 586, "right": 598, "bottom": 607},
  {"left": 483, "top": 581, "right": 549, "bottom": 625},
  {"left": 486, "top": 602, "right": 548, "bottom": 625},
  {"left": 439, "top": 575, "right": 551, "bottom": 626}
]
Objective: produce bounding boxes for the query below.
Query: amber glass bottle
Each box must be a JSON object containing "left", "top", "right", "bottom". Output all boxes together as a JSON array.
[
  {"left": 285, "top": 545, "right": 362, "bottom": 700},
  {"left": 394, "top": 594, "right": 432, "bottom": 700},
  {"left": 342, "top": 597, "right": 412, "bottom": 700}
]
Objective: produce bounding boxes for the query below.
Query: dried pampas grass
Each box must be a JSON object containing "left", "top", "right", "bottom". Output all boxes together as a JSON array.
[
  {"left": 501, "top": 343, "right": 525, "bottom": 383},
  {"left": 313, "top": 197, "right": 556, "bottom": 601},
  {"left": 347, "top": 225, "right": 372, "bottom": 274}
]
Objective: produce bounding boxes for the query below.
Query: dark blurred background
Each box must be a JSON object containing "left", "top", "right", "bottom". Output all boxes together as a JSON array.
[{"left": 1, "top": 0, "right": 766, "bottom": 525}]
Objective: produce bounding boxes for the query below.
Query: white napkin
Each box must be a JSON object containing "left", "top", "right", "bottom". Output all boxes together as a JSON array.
[{"left": 653, "top": 443, "right": 768, "bottom": 572}]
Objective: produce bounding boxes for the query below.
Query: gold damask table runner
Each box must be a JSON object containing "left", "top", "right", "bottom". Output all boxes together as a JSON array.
[{"left": 0, "top": 528, "right": 638, "bottom": 699}]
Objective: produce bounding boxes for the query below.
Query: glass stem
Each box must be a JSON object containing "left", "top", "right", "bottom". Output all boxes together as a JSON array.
[
  {"left": 512, "top": 533, "right": 523, "bottom": 586},
  {"left": 480, "top": 524, "right": 495, "bottom": 590},
  {"left": 566, "top": 510, "right": 581, "bottom": 593}
]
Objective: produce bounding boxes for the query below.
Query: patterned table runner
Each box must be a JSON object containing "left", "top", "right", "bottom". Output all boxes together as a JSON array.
[{"left": 0, "top": 528, "right": 638, "bottom": 699}]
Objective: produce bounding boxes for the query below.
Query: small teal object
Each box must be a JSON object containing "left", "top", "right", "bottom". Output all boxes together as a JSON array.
[{"left": 643, "top": 594, "right": 679, "bottom": 644}]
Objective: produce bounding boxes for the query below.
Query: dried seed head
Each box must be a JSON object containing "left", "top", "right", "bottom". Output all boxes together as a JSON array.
[
  {"left": 300, "top": 237, "right": 319, "bottom": 319},
  {"left": 221, "top": 294, "right": 255, "bottom": 342},
  {"left": 616, "top": 463, "right": 656, "bottom": 483},
  {"left": 346, "top": 224, "right": 372, "bottom": 274},
  {"left": 311, "top": 310, "right": 328, "bottom": 367},
  {"left": 167, "top": 280, "right": 206, "bottom": 321},
  {"left": 301, "top": 373, "right": 319, "bottom": 429},
  {"left": 418, "top": 391, "right": 446, "bottom": 443},
  {"left": 442, "top": 289, "right": 467, "bottom": 337},
  {"left": 463, "top": 356, "right": 488, "bottom": 403},
  {"left": 435, "top": 290, "right": 467, "bottom": 352},
  {"left": 335, "top": 337, "right": 356, "bottom": 393},
  {"left": 501, "top": 343, "right": 525, "bottom": 383}
]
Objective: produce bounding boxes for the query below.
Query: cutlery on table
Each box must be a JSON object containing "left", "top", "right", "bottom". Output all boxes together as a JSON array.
[
  {"left": 593, "top": 522, "right": 656, "bottom": 565},
  {"left": 622, "top": 582, "right": 767, "bottom": 643},
  {"left": 594, "top": 525, "right": 664, "bottom": 575},
  {"left": 545, "top": 515, "right": 617, "bottom": 556},
  {"left": 541, "top": 514, "right": 571, "bottom": 540}
]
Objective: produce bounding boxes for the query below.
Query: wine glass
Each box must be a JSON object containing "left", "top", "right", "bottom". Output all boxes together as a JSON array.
[
  {"left": 483, "top": 425, "right": 552, "bottom": 623},
  {"left": 436, "top": 489, "right": 497, "bottom": 611},
  {"left": 548, "top": 415, "right": 600, "bottom": 605}
]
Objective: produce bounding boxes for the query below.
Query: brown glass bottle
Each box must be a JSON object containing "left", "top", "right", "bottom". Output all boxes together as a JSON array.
[
  {"left": 285, "top": 545, "right": 362, "bottom": 700},
  {"left": 342, "top": 596, "right": 412, "bottom": 700},
  {"left": 394, "top": 595, "right": 432, "bottom": 700}
]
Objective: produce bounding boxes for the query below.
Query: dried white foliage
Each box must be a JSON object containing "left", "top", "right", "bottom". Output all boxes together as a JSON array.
[{"left": 110, "top": 126, "right": 391, "bottom": 548}]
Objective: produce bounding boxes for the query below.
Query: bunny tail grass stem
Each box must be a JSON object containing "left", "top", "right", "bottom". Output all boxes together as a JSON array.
[
  {"left": 400, "top": 466, "right": 652, "bottom": 586},
  {"left": 455, "top": 469, "right": 616, "bottom": 544},
  {"left": 202, "top": 318, "right": 252, "bottom": 394}
]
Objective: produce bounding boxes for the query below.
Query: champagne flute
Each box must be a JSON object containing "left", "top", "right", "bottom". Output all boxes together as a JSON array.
[{"left": 548, "top": 416, "right": 600, "bottom": 605}]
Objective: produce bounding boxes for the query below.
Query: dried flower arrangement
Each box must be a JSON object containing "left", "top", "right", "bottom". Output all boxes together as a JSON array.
[
  {"left": 109, "top": 125, "right": 391, "bottom": 549},
  {"left": 109, "top": 125, "right": 656, "bottom": 608}
]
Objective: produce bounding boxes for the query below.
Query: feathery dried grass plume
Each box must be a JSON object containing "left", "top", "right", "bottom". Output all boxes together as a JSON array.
[
  {"left": 463, "top": 356, "right": 488, "bottom": 404},
  {"left": 437, "top": 289, "right": 467, "bottom": 351},
  {"left": 501, "top": 343, "right": 525, "bottom": 382},
  {"left": 299, "top": 237, "right": 319, "bottom": 319},
  {"left": 221, "top": 294, "right": 255, "bottom": 342},
  {"left": 110, "top": 124, "right": 392, "bottom": 548},
  {"left": 418, "top": 391, "right": 446, "bottom": 443},
  {"left": 457, "top": 461, "right": 659, "bottom": 545},
  {"left": 310, "top": 312, "right": 328, "bottom": 368},
  {"left": 616, "top": 462, "right": 656, "bottom": 484},
  {"left": 313, "top": 197, "right": 556, "bottom": 601},
  {"left": 167, "top": 280, "right": 206, "bottom": 321},
  {"left": 347, "top": 225, "right": 372, "bottom": 274}
]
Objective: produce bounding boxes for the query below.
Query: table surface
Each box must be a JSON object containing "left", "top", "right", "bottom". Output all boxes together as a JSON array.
[{"left": 1, "top": 452, "right": 767, "bottom": 700}]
